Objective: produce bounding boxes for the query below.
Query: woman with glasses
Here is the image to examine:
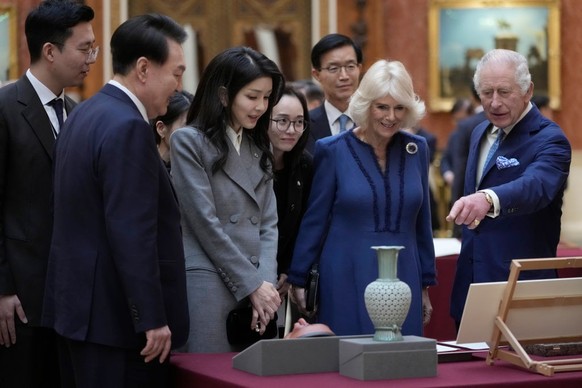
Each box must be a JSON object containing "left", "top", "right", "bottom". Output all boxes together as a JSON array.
[
  {"left": 287, "top": 59, "right": 436, "bottom": 337},
  {"left": 268, "top": 86, "right": 314, "bottom": 334},
  {"left": 170, "top": 46, "right": 284, "bottom": 352}
]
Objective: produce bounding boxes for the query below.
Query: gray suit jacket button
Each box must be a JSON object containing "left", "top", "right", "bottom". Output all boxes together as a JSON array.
[
  {"left": 230, "top": 215, "right": 239, "bottom": 223},
  {"left": 250, "top": 255, "right": 259, "bottom": 264},
  {"left": 250, "top": 216, "right": 258, "bottom": 224}
]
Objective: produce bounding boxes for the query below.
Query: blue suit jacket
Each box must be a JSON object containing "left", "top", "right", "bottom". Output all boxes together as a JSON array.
[
  {"left": 42, "top": 84, "right": 189, "bottom": 349},
  {"left": 450, "top": 105, "right": 571, "bottom": 321},
  {"left": 305, "top": 104, "right": 332, "bottom": 155}
]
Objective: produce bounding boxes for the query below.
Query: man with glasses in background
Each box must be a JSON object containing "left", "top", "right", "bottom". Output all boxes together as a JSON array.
[
  {"left": 0, "top": 1, "right": 96, "bottom": 387},
  {"left": 305, "top": 34, "right": 363, "bottom": 154}
]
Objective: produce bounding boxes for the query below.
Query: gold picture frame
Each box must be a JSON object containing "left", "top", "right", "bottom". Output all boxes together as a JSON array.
[
  {"left": 0, "top": 5, "right": 17, "bottom": 84},
  {"left": 428, "top": 0, "right": 561, "bottom": 112}
]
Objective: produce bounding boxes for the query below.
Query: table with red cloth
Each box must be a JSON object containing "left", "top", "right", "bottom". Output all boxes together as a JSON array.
[
  {"left": 423, "top": 241, "right": 582, "bottom": 341},
  {"left": 170, "top": 351, "right": 582, "bottom": 388},
  {"left": 170, "top": 242, "right": 582, "bottom": 387}
]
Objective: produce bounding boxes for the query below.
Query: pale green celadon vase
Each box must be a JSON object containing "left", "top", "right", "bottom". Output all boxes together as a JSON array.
[{"left": 364, "top": 245, "right": 411, "bottom": 341}]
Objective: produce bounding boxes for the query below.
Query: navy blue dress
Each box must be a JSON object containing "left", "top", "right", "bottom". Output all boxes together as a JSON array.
[{"left": 287, "top": 130, "right": 436, "bottom": 336}]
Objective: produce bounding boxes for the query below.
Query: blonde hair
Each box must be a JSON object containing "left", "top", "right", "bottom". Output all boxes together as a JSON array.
[{"left": 349, "top": 59, "right": 425, "bottom": 129}]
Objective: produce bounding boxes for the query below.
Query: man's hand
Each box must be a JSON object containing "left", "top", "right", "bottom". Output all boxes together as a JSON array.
[
  {"left": 141, "top": 326, "right": 171, "bottom": 363},
  {"left": 446, "top": 192, "right": 492, "bottom": 230},
  {"left": 0, "top": 294, "right": 28, "bottom": 347}
]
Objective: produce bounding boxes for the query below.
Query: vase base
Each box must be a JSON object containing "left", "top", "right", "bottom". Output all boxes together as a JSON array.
[
  {"left": 339, "top": 336, "right": 437, "bottom": 380},
  {"left": 373, "top": 328, "right": 403, "bottom": 342}
]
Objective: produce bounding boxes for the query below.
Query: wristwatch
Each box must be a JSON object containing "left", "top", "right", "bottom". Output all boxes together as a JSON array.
[{"left": 479, "top": 191, "right": 493, "bottom": 210}]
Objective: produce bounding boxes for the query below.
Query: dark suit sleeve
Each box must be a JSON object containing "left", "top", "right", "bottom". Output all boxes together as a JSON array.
[
  {"left": 453, "top": 123, "right": 474, "bottom": 199},
  {"left": 99, "top": 118, "right": 167, "bottom": 332},
  {"left": 0, "top": 93, "right": 16, "bottom": 295}
]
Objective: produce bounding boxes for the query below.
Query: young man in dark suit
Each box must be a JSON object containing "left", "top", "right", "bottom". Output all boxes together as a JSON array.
[
  {"left": 0, "top": 1, "right": 95, "bottom": 386},
  {"left": 305, "top": 34, "right": 362, "bottom": 154},
  {"left": 42, "top": 14, "right": 189, "bottom": 388}
]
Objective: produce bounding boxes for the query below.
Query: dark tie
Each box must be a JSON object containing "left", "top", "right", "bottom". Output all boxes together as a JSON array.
[
  {"left": 49, "top": 98, "right": 64, "bottom": 132},
  {"left": 483, "top": 128, "right": 505, "bottom": 170},
  {"left": 338, "top": 114, "right": 349, "bottom": 133}
]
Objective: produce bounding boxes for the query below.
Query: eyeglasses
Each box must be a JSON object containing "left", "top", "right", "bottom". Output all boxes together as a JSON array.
[
  {"left": 270, "top": 118, "right": 306, "bottom": 133},
  {"left": 50, "top": 42, "right": 100, "bottom": 62},
  {"left": 319, "top": 63, "right": 359, "bottom": 74},
  {"left": 80, "top": 46, "right": 100, "bottom": 62}
]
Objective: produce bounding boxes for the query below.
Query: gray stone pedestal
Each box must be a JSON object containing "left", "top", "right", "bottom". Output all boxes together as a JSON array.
[
  {"left": 232, "top": 335, "right": 368, "bottom": 376},
  {"left": 339, "top": 335, "right": 437, "bottom": 380}
]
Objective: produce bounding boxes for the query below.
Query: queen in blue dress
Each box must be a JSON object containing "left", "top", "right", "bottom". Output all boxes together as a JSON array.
[{"left": 287, "top": 59, "right": 437, "bottom": 336}]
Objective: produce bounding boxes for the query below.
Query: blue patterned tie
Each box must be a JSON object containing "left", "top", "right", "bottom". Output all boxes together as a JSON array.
[
  {"left": 338, "top": 114, "right": 349, "bottom": 133},
  {"left": 483, "top": 128, "right": 505, "bottom": 170}
]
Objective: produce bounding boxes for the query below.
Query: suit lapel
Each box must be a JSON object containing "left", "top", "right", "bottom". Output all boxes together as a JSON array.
[
  {"left": 222, "top": 132, "right": 262, "bottom": 204},
  {"left": 311, "top": 105, "right": 332, "bottom": 138},
  {"left": 17, "top": 77, "right": 55, "bottom": 159},
  {"left": 63, "top": 96, "right": 76, "bottom": 117},
  {"left": 478, "top": 108, "right": 538, "bottom": 187}
]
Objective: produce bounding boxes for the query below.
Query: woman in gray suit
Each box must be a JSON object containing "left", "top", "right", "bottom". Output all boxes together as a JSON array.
[{"left": 171, "top": 47, "right": 285, "bottom": 352}]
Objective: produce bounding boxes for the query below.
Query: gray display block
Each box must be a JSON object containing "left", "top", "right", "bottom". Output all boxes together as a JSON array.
[
  {"left": 232, "top": 335, "right": 368, "bottom": 376},
  {"left": 339, "top": 336, "right": 437, "bottom": 381}
]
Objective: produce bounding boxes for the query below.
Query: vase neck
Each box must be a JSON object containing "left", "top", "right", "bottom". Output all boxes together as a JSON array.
[{"left": 376, "top": 248, "right": 400, "bottom": 279}]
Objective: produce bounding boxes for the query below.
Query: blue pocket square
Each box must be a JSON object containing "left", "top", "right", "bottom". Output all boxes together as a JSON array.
[{"left": 496, "top": 156, "right": 520, "bottom": 169}]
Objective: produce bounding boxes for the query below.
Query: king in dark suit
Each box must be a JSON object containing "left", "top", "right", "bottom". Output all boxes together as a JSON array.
[
  {"left": 0, "top": 2, "right": 96, "bottom": 387},
  {"left": 42, "top": 14, "right": 189, "bottom": 388},
  {"left": 447, "top": 49, "right": 571, "bottom": 327}
]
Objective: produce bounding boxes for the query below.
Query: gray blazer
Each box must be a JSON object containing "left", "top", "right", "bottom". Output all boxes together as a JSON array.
[{"left": 170, "top": 126, "right": 278, "bottom": 352}]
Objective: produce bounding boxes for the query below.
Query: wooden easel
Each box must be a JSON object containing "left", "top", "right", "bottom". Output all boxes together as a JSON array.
[{"left": 486, "top": 257, "right": 582, "bottom": 376}]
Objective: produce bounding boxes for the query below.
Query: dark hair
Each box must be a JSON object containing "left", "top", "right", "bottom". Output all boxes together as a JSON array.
[
  {"left": 450, "top": 98, "right": 473, "bottom": 116},
  {"left": 152, "top": 90, "right": 193, "bottom": 144},
  {"left": 187, "top": 46, "right": 285, "bottom": 175},
  {"left": 25, "top": 0, "right": 95, "bottom": 63},
  {"left": 111, "top": 13, "right": 187, "bottom": 76},
  {"left": 310, "top": 33, "right": 363, "bottom": 69},
  {"left": 531, "top": 95, "right": 550, "bottom": 110},
  {"left": 292, "top": 79, "right": 324, "bottom": 107},
  {"left": 276, "top": 86, "right": 311, "bottom": 171}
]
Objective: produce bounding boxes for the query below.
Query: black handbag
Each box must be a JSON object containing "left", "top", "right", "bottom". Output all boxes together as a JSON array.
[
  {"left": 226, "top": 305, "right": 278, "bottom": 346},
  {"left": 305, "top": 263, "right": 319, "bottom": 312}
]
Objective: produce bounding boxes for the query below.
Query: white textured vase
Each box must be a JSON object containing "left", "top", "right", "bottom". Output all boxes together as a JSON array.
[{"left": 364, "top": 246, "right": 411, "bottom": 341}]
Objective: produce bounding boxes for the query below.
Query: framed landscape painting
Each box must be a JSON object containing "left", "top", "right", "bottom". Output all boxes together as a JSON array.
[{"left": 428, "top": 0, "right": 560, "bottom": 112}]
